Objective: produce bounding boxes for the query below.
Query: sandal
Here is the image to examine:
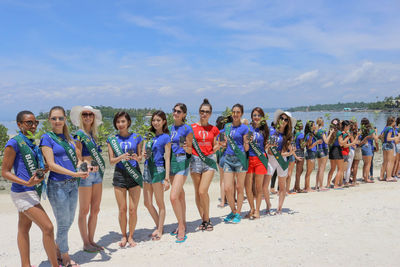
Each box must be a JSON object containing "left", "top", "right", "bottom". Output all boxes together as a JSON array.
[
  {"left": 151, "top": 235, "right": 161, "bottom": 241},
  {"left": 204, "top": 220, "right": 213, "bottom": 231},
  {"left": 195, "top": 221, "right": 206, "bottom": 231}
]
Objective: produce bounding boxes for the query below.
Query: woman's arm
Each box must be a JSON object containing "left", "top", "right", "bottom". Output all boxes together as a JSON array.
[
  {"left": 338, "top": 135, "right": 347, "bottom": 147},
  {"left": 41, "top": 146, "right": 88, "bottom": 178},
  {"left": 184, "top": 132, "right": 193, "bottom": 154},
  {"left": 163, "top": 142, "right": 171, "bottom": 190},
  {"left": 243, "top": 134, "right": 250, "bottom": 152},
  {"left": 1, "top": 146, "right": 43, "bottom": 186},
  {"left": 107, "top": 143, "right": 130, "bottom": 165},
  {"left": 386, "top": 130, "right": 396, "bottom": 142}
]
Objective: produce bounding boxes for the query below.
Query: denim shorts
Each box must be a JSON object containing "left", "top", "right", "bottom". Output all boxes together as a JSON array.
[
  {"left": 305, "top": 150, "right": 316, "bottom": 160},
  {"left": 295, "top": 150, "right": 305, "bottom": 159},
  {"left": 190, "top": 154, "right": 217, "bottom": 174},
  {"left": 79, "top": 171, "right": 102, "bottom": 187},
  {"left": 316, "top": 148, "right": 328, "bottom": 158},
  {"left": 219, "top": 154, "right": 226, "bottom": 168},
  {"left": 288, "top": 155, "right": 295, "bottom": 162},
  {"left": 382, "top": 142, "right": 394, "bottom": 151},
  {"left": 361, "top": 143, "right": 373, "bottom": 156},
  {"left": 143, "top": 164, "right": 165, "bottom": 184},
  {"left": 170, "top": 154, "right": 190, "bottom": 176},
  {"left": 223, "top": 154, "right": 248, "bottom": 173}
]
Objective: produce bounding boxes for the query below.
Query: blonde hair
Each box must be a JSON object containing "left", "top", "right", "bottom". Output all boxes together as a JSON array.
[
  {"left": 49, "top": 106, "right": 72, "bottom": 143},
  {"left": 316, "top": 117, "right": 324, "bottom": 127},
  {"left": 79, "top": 110, "right": 98, "bottom": 140}
]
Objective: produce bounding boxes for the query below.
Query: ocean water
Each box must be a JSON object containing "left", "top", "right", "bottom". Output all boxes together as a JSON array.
[{"left": 1, "top": 110, "right": 399, "bottom": 136}]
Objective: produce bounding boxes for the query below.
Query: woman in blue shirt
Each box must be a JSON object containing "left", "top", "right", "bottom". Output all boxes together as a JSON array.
[
  {"left": 304, "top": 121, "right": 322, "bottom": 192},
  {"left": 71, "top": 105, "right": 105, "bottom": 252},
  {"left": 41, "top": 106, "right": 89, "bottom": 267},
  {"left": 393, "top": 117, "right": 400, "bottom": 178},
  {"left": 220, "top": 103, "right": 249, "bottom": 224},
  {"left": 359, "top": 118, "right": 379, "bottom": 183},
  {"left": 107, "top": 111, "right": 143, "bottom": 247},
  {"left": 142, "top": 110, "right": 171, "bottom": 241},
  {"left": 292, "top": 120, "right": 305, "bottom": 193},
  {"left": 2, "top": 111, "right": 59, "bottom": 267},
  {"left": 379, "top": 116, "right": 398, "bottom": 182},
  {"left": 169, "top": 103, "right": 193, "bottom": 243}
]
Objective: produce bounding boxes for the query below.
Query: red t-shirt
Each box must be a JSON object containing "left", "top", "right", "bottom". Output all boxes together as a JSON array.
[{"left": 191, "top": 123, "right": 220, "bottom": 156}]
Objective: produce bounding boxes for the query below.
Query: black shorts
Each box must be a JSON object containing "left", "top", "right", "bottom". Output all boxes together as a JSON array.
[
  {"left": 113, "top": 166, "right": 140, "bottom": 189},
  {"left": 329, "top": 146, "right": 343, "bottom": 160}
]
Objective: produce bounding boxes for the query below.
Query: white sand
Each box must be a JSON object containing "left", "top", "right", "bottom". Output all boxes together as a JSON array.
[{"left": 1, "top": 163, "right": 400, "bottom": 267}]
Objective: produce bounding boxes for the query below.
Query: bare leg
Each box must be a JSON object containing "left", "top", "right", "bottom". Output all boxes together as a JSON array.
[
  {"left": 277, "top": 176, "right": 287, "bottom": 213},
  {"left": 143, "top": 183, "right": 159, "bottom": 237},
  {"left": 245, "top": 173, "right": 255, "bottom": 215},
  {"left": 127, "top": 186, "right": 141, "bottom": 246},
  {"left": 170, "top": 174, "right": 187, "bottom": 239},
  {"left": 198, "top": 170, "right": 215, "bottom": 222},
  {"left": 218, "top": 167, "right": 226, "bottom": 207},
  {"left": 78, "top": 186, "right": 96, "bottom": 251},
  {"left": 224, "top": 171, "right": 236, "bottom": 213},
  {"left": 254, "top": 174, "right": 264, "bottom": 218},
  {"left": 262, "top": 174, "right": 272, "bottom": 212},
  {"left": 327, "top": 160, "right": 337, "bottom": 187},
  {"left": 114, "top": 186, "right": 128, "bottom": 247},
  {"left": 191, "top": 172, "right": 204, "bottom": 218},
  {"left": 88, "top": 183, "right": 102, "bottom": 249},
  {"left": 294, "top": 159, "right": 304, "bottom": 191},
  {"left": 286, "top": 161, "right": 295, "bottom": 193},
  {"left": 235, "top": 172, "right": 247, "bottom": 214},
  {"left": 304, "top": 159, "right": 315, "bottom": 191},
  {"left": 152, "top": 182, "right": 166, "bottom": 238}
]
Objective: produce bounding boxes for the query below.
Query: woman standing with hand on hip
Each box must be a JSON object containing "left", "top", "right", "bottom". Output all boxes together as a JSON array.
[
  {"left": 71, "top": 106, "right": 106, "bottom": 252},
  {"left": 169, "top": 103, "right": 193, "bottom": 243},
  {"left": 221, "top": 103, "right": 249, "bottom": 224},
  {"left": 2, "top": 110, "right": 59, "bottom": 267},
  {"left": 142, "top": 110, "right": 171, "bottom": 241},
  {"left": 191, "top": 99, "right": 220, "bottom": 230},
  {"left": 40, "top": 106, "right": 89, "bottom": 267},
  {"left": 107, "top": 111, "right": 143, "bottom": 247},
  {"left": 263, "top": 109, "right": 295, "bottom": 214}
]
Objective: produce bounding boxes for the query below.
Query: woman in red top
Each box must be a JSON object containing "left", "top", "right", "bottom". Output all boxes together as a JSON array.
[{"left": 190, "top": 99, "right": 220, "bottom": 231}]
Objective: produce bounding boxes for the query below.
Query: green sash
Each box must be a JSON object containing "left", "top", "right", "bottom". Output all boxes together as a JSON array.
[
  {"left": 47, "top": 132, "right": 80, "bottom": 184},
  {"left": 225, "top": 123, "right": 248, "bottom": 170},
  {"left": 76, "top": 130, "right": 105, "bottom": 178},
  {"left": 189, "top": 125, "right": 218, "bottom": 171},
  {"left": 108, "top": 136, "right": 143, "bottom": 187},
  {"left": 269, "top": 133, "right": 289, "bottom": 171},
  {"left": 13, "top": 135, "right": 44, "bottom": 197},
  {"left": 247, "top": 128, "right": 268, "bottom": 169},
  {"left": 168, "top": 126, "right": 190, "bottom": 174},
  {"left": 295, "top": 131, "right": 305, "bottom": 149},
  {"left": 145, "top": 138, "right": 166, "bottom": 183}
]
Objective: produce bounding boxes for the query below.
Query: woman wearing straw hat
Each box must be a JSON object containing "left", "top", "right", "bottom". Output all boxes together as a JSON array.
[
  {"left": 263, "top": 109, "right": 295, "bottom": 214},
  {"left": 70, "top": 105, "right": 105, "bottom": 252}
]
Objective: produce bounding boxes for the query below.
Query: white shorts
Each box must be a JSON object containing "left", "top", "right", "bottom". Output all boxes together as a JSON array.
[
  {"left": 267, "top": 154, "right": 288, "bottom": 177},
  {"left": 10, "top": 190, "right": 40, "bottom": 212}
]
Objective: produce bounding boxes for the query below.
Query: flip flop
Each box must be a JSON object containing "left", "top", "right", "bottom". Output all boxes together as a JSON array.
[
  {"left": 151, "top": 235, "right": 161, "bottom": 241},
  {"left": 83, "top": 248, "right": 99, "bottom": 253},
  {"left": 176, "top": 235, "right": 187, "bottom": 243},
  {"left": 170, "top": 229, "right": 178, "bottom": 236}
]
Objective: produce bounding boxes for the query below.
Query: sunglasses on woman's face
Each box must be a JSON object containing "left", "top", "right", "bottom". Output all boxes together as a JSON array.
[
  {"left": 280, "top": 116, "right": 289, "bottom": 122},
  {"left": 172, "top": 108, "right": 182, "bottom": 114},
  {"left": 50, "top": 116, "right": 65, "bottom": 121},
  {"left": 82, "top": 112, "right": 94, "bottom": 117},
  {"left": 200, "top": 109, "right": 211, "bottom": 114},
  {"left": 22, "top": 120, "right": 40, "bottom": 127}
]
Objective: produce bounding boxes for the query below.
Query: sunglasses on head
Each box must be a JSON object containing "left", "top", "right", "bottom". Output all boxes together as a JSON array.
[
  {"left": 280, "top": 116, "right": 289, "bottom": 122},
  {"left": 50, "top": 116, "right": 65, "bottom": 121},
  {"left": 172, "top": 108, "right": 182, "bottom": 114},
  {"left": 82, "top": 112, "right": 94, "bottom": 117},
  {"left": 200, "top": 109, "right": 211, "bottom": 114},
  {"left": 22, "top": 120, "right": 40, "bottom": 127}
]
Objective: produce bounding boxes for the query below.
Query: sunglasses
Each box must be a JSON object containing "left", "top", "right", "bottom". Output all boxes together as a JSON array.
[
  {"left": 22, "top": 120, "right": 40, "bottom": 127},
  {"left": 280, "top": 116, "right": 289, "bottom": 122},
  {"left": 50, "top": 116, "right": 65, "bottom": 121},
  {"left": 200, "top": 110, "right": 211, "bottom": 114},
  {"left": 82, "top": 112, "right": 94, "bottom": 117},
  {"left": 172, "top": 108, "right": 182, "bottom": 114}
]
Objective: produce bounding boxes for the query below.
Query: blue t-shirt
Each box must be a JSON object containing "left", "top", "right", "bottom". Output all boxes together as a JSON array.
[
  {"left": 248, "top": 125, "right": 265, "bottom": 157},
  {"left": 145, "top": 133, "right": 170, "bottom": 167},
  {"left": 270, "top": 126, "right": 284, "bottom": 152},
  {"left": 295, "top": 132, "right": 305, "bottom": 150},
  {"left": 39, "top": 133, "right": 76, "bottom": 182},
  {"left": 359, "top": 129, "right": 374, "bottom": 147},
  {"left": 381, "top": 127, "right": 394, "bottom": 144},
  {"left": 225, "top": 124, "right": 249, "bottom": 156},
  {"left": 332, "top": 130, "right": 342, "bottom": 147},
  {"left": 316, "top": 129, "right": 328, "bottom": 150},
  {"left": 306, "top": 133, "right": 317, "bottom": 152},
  {"left": 170, "top": 124, "right": 192, "bottom": 154},
  {"left": 5, "top": 138, "right": 37, "bottom": 193},
  {"left": 75, "top": 130, "right": 102, "bottom": 157},
  {"left": 107, "top": 133, "right": 143, "bottom": 169}
]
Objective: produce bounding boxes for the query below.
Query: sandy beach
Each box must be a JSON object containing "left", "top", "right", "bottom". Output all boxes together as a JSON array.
[{"left": 1, "top": 159, "right": 400, "bottom": 267}]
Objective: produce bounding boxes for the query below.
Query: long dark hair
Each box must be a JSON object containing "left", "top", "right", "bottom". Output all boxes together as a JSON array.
[
  {"left": 149, "top": 110, "right": 169, "bottom": 134},
  {"left": 341, "top": 120, "right": 351, "bottom": 131},
  {"left": 250, "top": 107, "right": 269, "bottom": 146},
  {"left": 328, "top": 118, "right": 340, "bottom": 145},
  {"left": 275, "top": 112, "right": 293, "bottom": 151},
  {"left": 304, "top": 120, "right": 315, "bottom": 137},
  {"left": 174, "top": 103, "right": 187, "bottom": 123},
  {"left": 386, "top": 116, "right": 395, "bottom": 126},
  {"left": 360, "top": 117, "right": 372, "bottom": 138}
]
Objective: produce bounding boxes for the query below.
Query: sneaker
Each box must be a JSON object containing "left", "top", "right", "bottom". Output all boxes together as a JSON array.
[
  {"left": 224, "top": 212, "right": 235, "bottom": 222},
  {"left": 232, "top": 213, "right": 241, "bottom": 224}
]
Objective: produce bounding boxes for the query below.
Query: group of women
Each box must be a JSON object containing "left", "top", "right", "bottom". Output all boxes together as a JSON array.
[{"left": 2, "top": 100, "right": 400, "bottom": 267}]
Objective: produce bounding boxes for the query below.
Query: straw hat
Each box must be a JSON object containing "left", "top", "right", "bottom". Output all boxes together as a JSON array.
[
  {"left": 70, "top": 106, "right": 103, "bottom": 127},
  {"left": 273, "top": 109, "right": 297, "bottom": 127}
]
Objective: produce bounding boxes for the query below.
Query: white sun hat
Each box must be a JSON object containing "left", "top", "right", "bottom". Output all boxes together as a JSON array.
[
  {"left": 70, "top": 106, "right": 103, "bottom": 127},
  {"left": 273, "top": 109, "right": 297, "bottom": 127}
]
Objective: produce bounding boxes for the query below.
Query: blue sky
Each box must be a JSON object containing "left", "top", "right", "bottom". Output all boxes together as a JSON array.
[{"left": 1, "top": 0, "right": 400, "bottom": 119}]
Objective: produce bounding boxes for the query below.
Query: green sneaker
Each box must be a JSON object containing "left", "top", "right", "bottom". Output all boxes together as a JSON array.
[
  {"left": 224, "top": 212, "right": 235, "bottom": 222},
  {"left": 232, "top": 213, "right": 241, "bottom": 224}
]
